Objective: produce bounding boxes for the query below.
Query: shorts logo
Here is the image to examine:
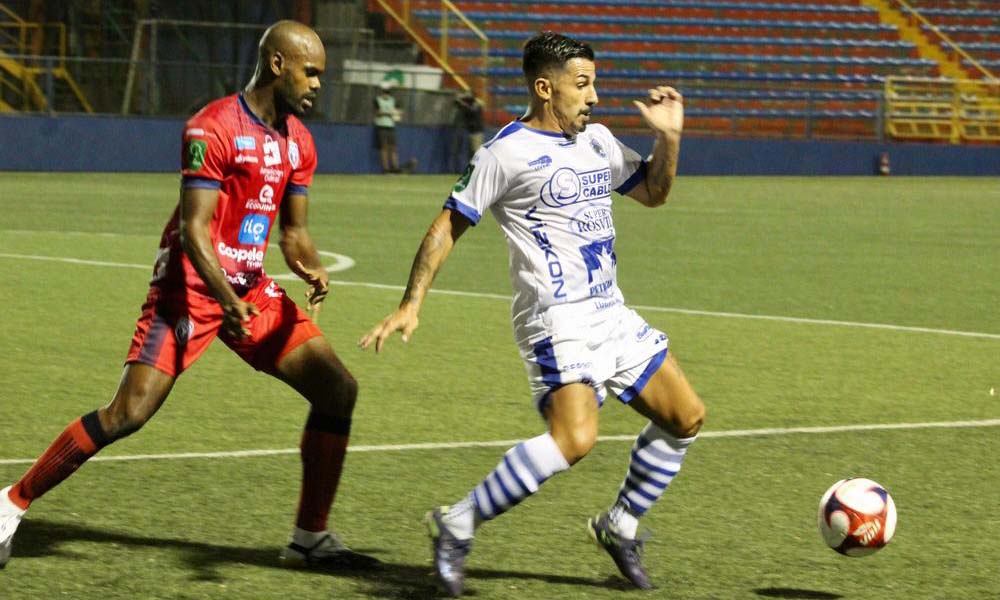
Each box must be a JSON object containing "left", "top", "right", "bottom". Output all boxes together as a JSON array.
[
  {"left": 174, "top": 317, "right": 194, "bottom": 347},
  {"left": 235, "top": 136, "right": 256, "bottom": 151},
  {"left": 263, "top": 135, "right": 282, "bottom": 167},
  {"left": 186, "top": 139, "right": 207, "bottom": 172},
  {"left": 288, "top": 140, "right": 300, "bottom": 169},
  {"left": 264, "top": 281, "right": 283, "bottom": 298},
  {"left": 636, "top": 323, "right": 652, "bottom": 341},
  {"left": 238, "top": 214, "right": 271, "bottom": 246}
]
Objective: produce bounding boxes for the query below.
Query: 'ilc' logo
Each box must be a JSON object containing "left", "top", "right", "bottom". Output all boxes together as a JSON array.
[{"left": 186, "top": 139, "right": 207, "bottom": 171}]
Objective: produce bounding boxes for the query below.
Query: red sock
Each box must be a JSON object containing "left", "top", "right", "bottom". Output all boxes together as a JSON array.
[
  {"left": 295, "top": 413, "right": 351, "bottom": 532},
  {"left": 9, "top": 411, "right": 109, "bottom": 510}
]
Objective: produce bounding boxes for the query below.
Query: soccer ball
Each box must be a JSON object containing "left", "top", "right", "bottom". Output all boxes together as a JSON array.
[{"left": 817, "top": 478, "right": 896, "bottom": 557}]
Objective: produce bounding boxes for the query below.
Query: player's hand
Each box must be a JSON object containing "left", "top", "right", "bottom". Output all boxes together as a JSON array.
[
  {"left": 222, "top": 299, "right": 261, "bottom": 340},
  {"left": 295, "top": 260, "right": 329, "bottom": 321},
  {"left": 358, "top": 305, "right": 420, "bottom": 354},
  {"left": 633, "top": 86, "right": 683, "bottom": 138}
]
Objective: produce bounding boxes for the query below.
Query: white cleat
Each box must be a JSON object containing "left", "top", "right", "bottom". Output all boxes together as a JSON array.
[
  {"left": 279, "top": 529, "right": 380, "bottom": 570},
  {"left": 0, "top": 486, "right": 27, "bottom": 569}
]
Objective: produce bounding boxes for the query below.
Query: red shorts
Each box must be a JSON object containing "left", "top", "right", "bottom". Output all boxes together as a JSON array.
[{"left": 126, "top": 278, "right": 322, "bottom": 377}]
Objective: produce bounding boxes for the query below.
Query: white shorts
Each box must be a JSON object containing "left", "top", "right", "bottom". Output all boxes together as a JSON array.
[{"left": 517, "top": 299, "right": 668, "bottom": 412}]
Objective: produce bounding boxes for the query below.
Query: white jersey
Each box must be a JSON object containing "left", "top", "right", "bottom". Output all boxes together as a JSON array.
[{"left": 446, "top": 120, "right": 647, "bottom": 342}]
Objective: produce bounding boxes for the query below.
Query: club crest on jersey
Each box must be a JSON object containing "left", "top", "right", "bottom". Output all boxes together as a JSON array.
[
  {"left": 590, "top": 138, "right": 606, "bottom": 158},
  {"left": 263, "top": 135, "right": 282, "bottom": 167},
  {"left": 288, "top": 140, "right": 300, "bottom": 169}
]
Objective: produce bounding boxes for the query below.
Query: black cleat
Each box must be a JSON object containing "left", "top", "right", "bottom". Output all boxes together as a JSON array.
[
  {"left": 279, "top": 532, "right": 381, "bottom": 570},
  {"left": 426, "top": 507, "right": 473, "bottom": 597},
  {"left": 588, "top": 512, "right": 653, "bottom": 589}
]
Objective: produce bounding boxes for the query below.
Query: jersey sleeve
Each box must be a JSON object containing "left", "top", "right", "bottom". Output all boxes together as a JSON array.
[
  {"left": 287, "top": 128, "right": 317, "bottom": 195},
  {"left": 603, "top": 126, "right": 647, "bottom": 195},
  {"left": 180, "top": 117, "right": 231, "bottom": 188},
  {"left": 443, "top": 146, "right": 508, "bottom": 226}
]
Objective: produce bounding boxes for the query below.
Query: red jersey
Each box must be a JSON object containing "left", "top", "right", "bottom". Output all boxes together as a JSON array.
[{"left": 151, "top": 93, "right": 318, "bottom": 296}]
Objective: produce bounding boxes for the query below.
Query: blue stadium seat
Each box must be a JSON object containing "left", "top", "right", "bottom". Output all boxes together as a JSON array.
[
  {"left": 461, "top": 47, "right": 933, "bottom": 67},
  {"left": 412, "top": 11, "right": 897, "bottom": 31},
  {"left": 432, "top": 29, "right": 916, "bottom": 49},
  {"left": 450, "top": 0, "right": 877, "bottom": 13}
]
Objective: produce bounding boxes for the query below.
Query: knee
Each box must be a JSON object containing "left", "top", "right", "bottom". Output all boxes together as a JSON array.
[
  {"left": 675, "top": 399, "right": 706, "bottom": 439},
  {"left": 100, "top": 400, "right": 153, "bottom": 440},
  {"left": 553, "top": 427, "right": 597, "bottom": 465},
  {"left": 312, "top": 372, "right": 358, "bottom": 415}
]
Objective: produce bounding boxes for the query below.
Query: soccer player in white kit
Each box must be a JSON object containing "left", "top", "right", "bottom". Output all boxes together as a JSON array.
[{"left": 360, "top": 31, "right": 705, "bottom": 595}]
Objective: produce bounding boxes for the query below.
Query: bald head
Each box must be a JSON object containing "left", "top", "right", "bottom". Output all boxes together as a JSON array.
[
  {"left": 248, "top": 20, "right": 325, "bottom": 118},
  {"left": 258, "top": 20, "right": 323, "bottom": 67}
]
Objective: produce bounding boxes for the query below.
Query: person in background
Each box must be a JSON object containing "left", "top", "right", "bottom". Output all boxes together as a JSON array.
[
  {"left": 452, "top": 90, "right": 485, "bottom": 171},
  {"left": 374, "top": 80, "right": 402, "bottom": 173}
]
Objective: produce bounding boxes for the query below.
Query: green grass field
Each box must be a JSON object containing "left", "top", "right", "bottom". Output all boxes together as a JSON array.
[{"left": 0, "top": 173, "right": 997, "bottom": 599}]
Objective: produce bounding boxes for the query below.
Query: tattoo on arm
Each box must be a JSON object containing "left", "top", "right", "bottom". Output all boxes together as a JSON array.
[{"left": 401, "top": 218, "right": 451, "bottom": 307}]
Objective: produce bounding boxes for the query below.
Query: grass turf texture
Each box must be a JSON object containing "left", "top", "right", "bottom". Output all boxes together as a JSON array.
[{"left": 0, "top": 173, "right": 997, "bottom": 599}]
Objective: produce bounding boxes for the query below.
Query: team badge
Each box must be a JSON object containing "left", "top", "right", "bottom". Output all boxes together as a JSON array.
[
  {"left": 186, "top": 139, "right": 207, "bottom": 171},
  {"left": 590, "top": 138, "right": 606, "bottom": 158},
  {"left": 174, "top": 317, "right": 194, "bottom": 347},
  {"left": 453, "top": 162, "right": 474, "bottom": 193},
  {"left": 288, "top": 140, "right": 300, "bottom": 169}
]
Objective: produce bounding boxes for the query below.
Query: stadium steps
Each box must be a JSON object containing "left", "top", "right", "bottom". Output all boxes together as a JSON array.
[{"left": 860, "top": 0, "right": 969, "bottom": 79}]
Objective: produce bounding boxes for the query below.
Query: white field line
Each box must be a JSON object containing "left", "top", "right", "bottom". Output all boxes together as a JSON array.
[
  {"left": 1, "top": 419, "right": 998, "bottom": 466},
  {"left": 1, "top": 251, "right": 999, "bottom": 340}
]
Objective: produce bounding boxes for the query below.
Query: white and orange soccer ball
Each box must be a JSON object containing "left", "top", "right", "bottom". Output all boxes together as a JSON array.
[{"left": 817, "top": 478, "right": 896, "bottom": 557}]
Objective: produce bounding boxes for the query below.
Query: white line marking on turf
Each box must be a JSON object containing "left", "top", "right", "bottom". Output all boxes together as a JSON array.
[
  {"left": 326, "top": 279, "right": 1000, "bottom": 340},
  {"left": 0, "top": 250, "right": 356, "bottom": 275},
  {"left": 1, "top": 252, "right": 998, "bottom": 340},
  {"left": 1, "top": 419, "right": 998, "bottom": 466}
]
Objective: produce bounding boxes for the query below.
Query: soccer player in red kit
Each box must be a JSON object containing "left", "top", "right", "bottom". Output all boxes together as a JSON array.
[{"left": 0, "top": 21, "right": 376, "bottom": 569}]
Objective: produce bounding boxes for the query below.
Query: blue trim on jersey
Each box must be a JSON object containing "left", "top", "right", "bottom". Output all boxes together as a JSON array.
[
  {"left": 617, "top": 348, "right": 667, "bottom": 403},
  {"left": 615, "top": 160, "right": 648, "bottom": 195},
  {"left": 182, "top": 176, "right": 222, "bottom": 189},
  {"left": 285, "top": 184, "right": 309, "bottom": 197},
  {"left": 532, "top": 336, "right": 561, "bottom": 387},
  {"left": 485, "top": 121, "right": 567, "bottom": 148},
  {"left": 444, "top": 196, "right": 482, "bottom": 225},
  {"left": 238, "top": 93, "right": 271, "bottom": 130}
]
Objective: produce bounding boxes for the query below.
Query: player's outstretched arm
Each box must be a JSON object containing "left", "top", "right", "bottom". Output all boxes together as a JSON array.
[
  {"left": 359, "top": 208, "right": 470, "bottom": 353},
  {"left": 279, "top": 192, "right": 329, "bottom": 319},
  {"left": 627, "top": 86, "right": 683, "bottom": 208},
  {"left": 180, "top": 187, "right": 260, "bottom": 338}
]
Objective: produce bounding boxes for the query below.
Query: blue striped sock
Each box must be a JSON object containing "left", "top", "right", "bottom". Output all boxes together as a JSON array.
[
  {"left": 616, "top": 423, "right": 695, "bottom": 516},
  {"left": 468, "top": 432, "right": 570, "bottom": 522}
]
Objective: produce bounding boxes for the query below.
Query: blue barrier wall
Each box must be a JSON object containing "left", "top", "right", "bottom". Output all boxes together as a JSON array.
[
  {"left": 2, "top": 114, "right": 998, "bottom": 175},
  {"left": 0, "top": 115, "right": 452, "bottom": 174}
]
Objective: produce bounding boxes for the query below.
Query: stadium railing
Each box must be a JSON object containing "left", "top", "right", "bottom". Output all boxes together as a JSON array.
[{"left": 884, "top": 76, "right": 1000, "bottom": 143}]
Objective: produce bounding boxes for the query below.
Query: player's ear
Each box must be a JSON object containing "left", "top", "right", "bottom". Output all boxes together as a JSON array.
[
  {"left": 533, "top": 76, "right": 552, "bottom": 101},
  {"left": 270, "top": 51, "right": 284, "bottom": 77}
]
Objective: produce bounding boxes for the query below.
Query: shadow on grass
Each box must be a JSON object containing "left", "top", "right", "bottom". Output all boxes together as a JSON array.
[
  {"left": 16, "top": 519, "right": 634, "bottom": 599},
  {"left": 755, "top": 588, "right": 843, "bottom": 599}
]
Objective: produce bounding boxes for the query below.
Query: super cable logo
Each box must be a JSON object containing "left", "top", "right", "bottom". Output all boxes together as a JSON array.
[{"left": 539, "top": 167, "right": 612, "bottom": 208}]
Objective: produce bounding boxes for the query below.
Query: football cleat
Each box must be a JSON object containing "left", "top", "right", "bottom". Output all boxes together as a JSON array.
[
  {"left": 587, "top": 512, "right": 653, "bottom": 589},
  {"left": 0, "top": 486, "right": 26, "bottom": 569},
  {"left": 426, "top": 507, "right": 473, "bottom": 597},
  {"left": 279, "top": 531, "right": 381, "bottom": 570}
]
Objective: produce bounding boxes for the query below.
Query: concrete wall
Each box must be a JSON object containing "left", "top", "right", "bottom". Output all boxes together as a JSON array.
[{"left": 2, "top": 114, "right": 998, "bottom": 175}]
